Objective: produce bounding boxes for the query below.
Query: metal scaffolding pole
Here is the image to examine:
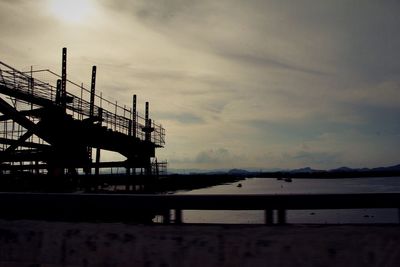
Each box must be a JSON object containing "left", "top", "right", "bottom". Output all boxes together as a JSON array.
[{"left": 61, "top": 47, "right": 67, "bottom": 110}]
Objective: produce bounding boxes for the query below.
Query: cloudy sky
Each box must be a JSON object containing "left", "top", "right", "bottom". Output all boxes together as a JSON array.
[{"left": 1, "top": 0, "right": 400, "bottom": 170}]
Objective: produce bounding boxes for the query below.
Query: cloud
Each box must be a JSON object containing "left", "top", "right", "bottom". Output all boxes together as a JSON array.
[
  {"left": 158, "top": 112, "right": 205, "bottom": 125},
  {"left": 2, "top": 0, "right": 400, "bottom": 170},
  {"left": 283, "top": 150, "right": 341, "bottom": 167},
  {"left": 195, "top": 148, "right": 231, "bottom": 164},
  {"left": 122, "top": 0, "right": 400, "bottom": 82},
  {"left": 216, "top": 50, "right": 330, "bottom": 76},
  {"left": 165, "top": 147, "right": 246, "bottom": 169}
]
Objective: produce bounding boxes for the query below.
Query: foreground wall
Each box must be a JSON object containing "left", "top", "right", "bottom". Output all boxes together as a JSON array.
[{"left": 0, "top": 220, "right": 399, "bottom": 267}]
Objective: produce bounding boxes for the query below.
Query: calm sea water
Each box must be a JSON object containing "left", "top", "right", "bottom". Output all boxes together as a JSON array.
[{"left": 175, "top": 177, "right": 400, "bottom": 224}]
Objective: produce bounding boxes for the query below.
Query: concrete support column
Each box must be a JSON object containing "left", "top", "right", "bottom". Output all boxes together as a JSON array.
[{"left": 265, "top": 209, "right": 274, "bottom": 225}]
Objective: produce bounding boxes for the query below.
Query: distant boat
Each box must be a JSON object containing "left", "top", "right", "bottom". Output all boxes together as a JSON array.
[
  {"left": 277, "top": 177, "right": 283, "bottom": 180},
  {"left": 284, "top": 177, "right": 292, "bottom": 183},
  {"left": 237, "top": 183, "right": 242, "bottom": 188}
]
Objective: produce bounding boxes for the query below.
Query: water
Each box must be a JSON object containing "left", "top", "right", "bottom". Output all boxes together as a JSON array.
[{"left": 176, "top": 177, "right": 400, "bottom": 224}]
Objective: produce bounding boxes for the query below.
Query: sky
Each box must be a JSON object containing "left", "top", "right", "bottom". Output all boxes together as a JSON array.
[{"left": 1, "top": 0, "right": 400, "bottom": 170}]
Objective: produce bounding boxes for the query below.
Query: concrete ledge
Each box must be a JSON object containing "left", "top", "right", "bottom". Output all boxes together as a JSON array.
[
  {"left": 0, "top": 220, "right": 400, "bottom": 267},
  {"left": 1, "top": 193, "right": 399, "bottom": 224}
]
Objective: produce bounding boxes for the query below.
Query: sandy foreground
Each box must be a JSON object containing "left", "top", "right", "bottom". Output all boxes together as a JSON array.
[{"left": 0, "top": 220, "right": 399, "bottom": 267}]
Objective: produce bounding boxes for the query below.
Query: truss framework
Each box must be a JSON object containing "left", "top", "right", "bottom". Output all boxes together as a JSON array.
[{"left": 0, "top": 48, "right": 166, "bottom": 179}]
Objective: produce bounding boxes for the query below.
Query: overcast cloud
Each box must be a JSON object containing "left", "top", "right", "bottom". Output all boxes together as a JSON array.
[{"left": 1, "top": 0, "right": 399, "bottom": 170}]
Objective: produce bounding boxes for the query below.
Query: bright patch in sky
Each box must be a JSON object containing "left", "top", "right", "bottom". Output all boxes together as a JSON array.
[{"left": 48, "top": 0, "right": 93, "bottom": 24}]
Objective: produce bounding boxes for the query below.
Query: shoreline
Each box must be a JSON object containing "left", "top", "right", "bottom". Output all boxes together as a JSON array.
[{"left": 0, "top": 172, "right": 399, "bottom": 193}]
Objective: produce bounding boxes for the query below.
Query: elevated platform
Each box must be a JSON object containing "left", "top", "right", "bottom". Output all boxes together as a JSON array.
[{"left": 0, "top": 48, "right": 166, "bottom": 190}]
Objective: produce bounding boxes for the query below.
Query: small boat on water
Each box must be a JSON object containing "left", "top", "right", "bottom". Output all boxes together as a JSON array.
[
  {"left": 237, "top": 183, "right": 242, "bottom": 188},
  {"left": 284, "top": 177, "right": 292, "bottom": 183}
]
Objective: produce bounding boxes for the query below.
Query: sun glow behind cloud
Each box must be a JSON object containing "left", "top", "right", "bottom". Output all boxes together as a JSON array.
[{"left": 47, "top": 0, "right": 94, "bottom": 24}]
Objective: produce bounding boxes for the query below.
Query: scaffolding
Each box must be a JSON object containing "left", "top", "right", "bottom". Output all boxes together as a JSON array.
[{"left": 0, "top": 48, "right": 166, "bottom": 189}]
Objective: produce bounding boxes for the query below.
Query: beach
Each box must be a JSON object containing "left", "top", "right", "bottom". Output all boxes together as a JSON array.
[{"left": 1, "top": 220, "right": 399, "bottom": 267}]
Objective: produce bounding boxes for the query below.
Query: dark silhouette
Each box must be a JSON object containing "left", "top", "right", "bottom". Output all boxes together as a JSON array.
[{"left": 0, "top": 48, "right": 166, "bottom": 192}]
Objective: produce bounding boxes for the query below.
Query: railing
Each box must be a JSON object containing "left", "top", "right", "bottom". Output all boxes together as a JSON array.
[
  {"left": 0, "top": 193, "right": 399, "bottom": 224},
  {"left": 0, "top": 61, "right": 165, "bottom": 147},
  {"left": 151, "top": 159, "right": 168, "bottom": 176}
]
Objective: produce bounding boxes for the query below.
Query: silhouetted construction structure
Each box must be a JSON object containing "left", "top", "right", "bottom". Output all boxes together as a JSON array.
[{"left": 0, "top": 48, "right": 166, "bottom": 191}]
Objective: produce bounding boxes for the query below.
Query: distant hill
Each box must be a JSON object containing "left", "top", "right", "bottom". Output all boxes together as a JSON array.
[
  {"left": 168, "top": 164, "right": 400, "bottom": 178},
  {"left": 168, "top": 167, "right": 283, "bottom": 175},
  {"left": 227, "top": 169, "right": 250, "bottom": 175},
  {"left": 329, "top": 164, "right": 400, "bottom": 173},
  {"left": 371, "top": 164, "right": 400, "bottom": 172},
  {"left": 290, "top": 167, "right": 324, "bottom": 173},
  {"left": 330, "top": 166, "right": 355, "bottom": 172}
]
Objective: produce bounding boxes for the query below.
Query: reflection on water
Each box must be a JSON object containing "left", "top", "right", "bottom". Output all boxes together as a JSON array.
[{"left": 176, "top": 177, "right": 400, "bottom": 224}]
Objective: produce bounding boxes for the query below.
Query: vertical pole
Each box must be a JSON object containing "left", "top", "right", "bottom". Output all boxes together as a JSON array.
[
  {"left": 145, "top": 102, "right": 150, "bottom": 141},
  {"left": 125, "top": 102, "right": 131, "bottom": 187},
  {"left": 125, "top": 162, "right": 131, "bottom": 191},
  {"left": 56, "top": 79, "right": 62, "bottom": 105},
  {"left": 29, "top": 66, "right": 33, "bottom": 110},
  {"left": 128, "top": 120, "right": 132, "bottom": 137},
  {"left": 132, "top": 95, "right": 137, "bottom": 138},
  {"left": 114, "top": 101, "right": 117, "bottom": 131},
  {"left": 123, "top": 105, "right": 127, "bottom": 136},
  {"left": 265, "top": 209, "right": 274, "bottom": 225},
  {"left": 277, "top": 209, "right": 286, "bottom": 225},
  {"left": 88, "top": 66, "right": 97, "bottom": 170},
  {"left": 127, "top": 116, "right": 132, "bottom": 185},
  {"left": 35, "top": 160, "right": 39, "bottom": 175},
  {"left": 86, "top": 66, "right": 96, "bottom": 173},
  {"left": 95, "top": 149, "right": 101, "bottom": 175},
  {"left": 95, "top": 109, "right": 102, "bottom": 176},
  {"left": 61, "top": 47, "right": 67, "bottom": 110},
  {"left": 144, "top": 102, "right": 152, "bottom": 177},
  {"left": 175, "top": 209, "right": 182, "bottom": 224},
  {"left": 80, "top": 83, "right": 83, "bottom": 120},
  {"left": 57, "top": 48, "right": 66, "bottom": 173},
  {"left": 131, "top": 95, "right": 137, "bottom": 178},
  {"left": 145, "top": 102, "right": 149, "bottom": 122},
  {"left": 163, "top": 210, "right": 171, "bottom": 224},
  {"left": 89, "top": 66, "right": 96, "bottom": 117},
  {"left": 147, "top": 120, "right": 152, "bottom": 141}
]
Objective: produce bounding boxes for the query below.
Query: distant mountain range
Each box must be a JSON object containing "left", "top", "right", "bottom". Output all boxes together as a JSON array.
[
  {"left": 331, "top": 164, "right": 400, "bottom": 173},
  {"left": 168, "top": 167, "right": 283, "bottom": 175},
  {"left": 292, "top": 164, "right": 400, "bottom": 174},
  {"left": 169, "top": 164, "right": 400, "bottom": 176}
]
